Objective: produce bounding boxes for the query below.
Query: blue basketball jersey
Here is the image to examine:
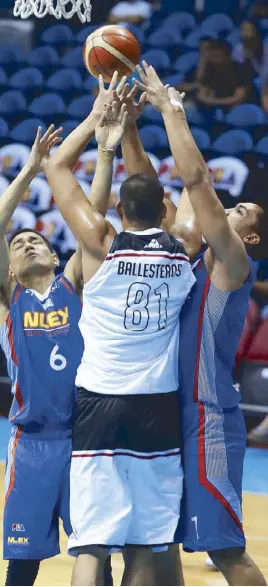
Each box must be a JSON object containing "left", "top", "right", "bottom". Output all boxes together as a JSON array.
[
  {"left": 179, "top": 251, "right": 255, "bottom": 409},
  {"left": 0, "top": 274, "right": 84, "bottom": 435}
]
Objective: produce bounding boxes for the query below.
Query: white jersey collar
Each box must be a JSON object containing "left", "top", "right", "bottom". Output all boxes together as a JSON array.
[{"left": 125, "top": 228, "right": 163, "bottom": 235}]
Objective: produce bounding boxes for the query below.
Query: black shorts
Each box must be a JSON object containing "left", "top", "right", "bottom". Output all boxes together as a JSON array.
[{"left": 73, "top": 388, "right": 181, "bottom": 453}]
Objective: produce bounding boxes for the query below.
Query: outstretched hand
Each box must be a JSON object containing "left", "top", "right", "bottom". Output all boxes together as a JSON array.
[
  {"left": 117, "top": 83, "right": 147, "bottom": 124},
  {"left": 95, "top": 97, "right": 128, "bottom": 152},
  {"left": 133, "top": 61, "right": 185, "bottom": 114},
  {"left": 27, "top": 125, "right": 63, "bottom": 175},
  {"left": 93, "top": 71, "right": 128, "bottom": 117}
]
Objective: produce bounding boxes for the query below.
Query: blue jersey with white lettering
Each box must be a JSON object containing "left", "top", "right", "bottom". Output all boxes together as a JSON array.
[
  {"left": 0, "top": 274, "right": 83, "bottom": 436},
  {"left": 179, "top": 251, "right": 255, "bottom": 409}
]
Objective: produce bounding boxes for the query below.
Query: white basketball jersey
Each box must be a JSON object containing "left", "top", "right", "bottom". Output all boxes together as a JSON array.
[{"left": 76, "top": 228, "right": 195, "bottom": 395}]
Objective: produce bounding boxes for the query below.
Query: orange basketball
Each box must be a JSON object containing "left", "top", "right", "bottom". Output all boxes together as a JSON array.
[{"left": 83, "top": 25, "right": 141, "bottom": 82}]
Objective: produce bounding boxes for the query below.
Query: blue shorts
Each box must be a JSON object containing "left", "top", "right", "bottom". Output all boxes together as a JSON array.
[
  {"left": 4, "top": 426, "right": 72, "bottom": 560},
  {"left": 176, "top": 402, "right": 246, "bottom": 552}
]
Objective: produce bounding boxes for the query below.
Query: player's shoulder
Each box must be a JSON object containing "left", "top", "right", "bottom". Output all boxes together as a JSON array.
[{"left": 108, "top": 229, "right": 189, "bottom": 257}]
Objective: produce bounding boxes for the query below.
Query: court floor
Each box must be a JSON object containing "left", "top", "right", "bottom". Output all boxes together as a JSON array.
[{"left": 0, "top": 419, "right": 267, "bottom": 586}]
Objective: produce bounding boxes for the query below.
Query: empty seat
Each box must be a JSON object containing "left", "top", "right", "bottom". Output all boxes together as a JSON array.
[
  {"left": 10, "top": 119, "right": 46, "bottom": 144},
  {"left": 174, "top": 51, "right": 198, "bottom": 74},
  {"left": 0, "top": 68, "right": 7, "bottom": 87},
  {"left": 0, "top": 44, "right": 25, "bottom": 66},
  {"left": 0, "top": 118, "right": 9, "bottom": 138},
  {"left": 61, "top": 47, "right": 84, "bottom": 69},
  {"left": 200, "top": 14, "right": 234, "bottom": 37},
  {"left": 41, "top": 24, "right": 73, "bottom": 46},
  {"left": 61, "top": 120, "right": 80, "bottom": 139},
  {"left": 67, "top": 95, "right": 96, "bottom": 119},
  {"left": 148, "top": 27, "right": 182, "bottom": 48},
  {"left": 10, "top": 68, "right": 44, "bottom": 90},
  {"left": 27, "top": 46, "right": 59, "bottom": 68},
  {"left": 75, "top": 24, "right": 100, "bottom": 44},
  {"left": 212, "top": 130, "right": 253, "bottom": 154},
  {"left": 226, "top": 104, "right": 265, "bottom": 127},
  {"left": 46, "top": 69, "right": 83, "bottom": 92},
  {"left": 255, "top": 136, "right": 268, "bottom": 155},
  {"left": 139, "top": 125, "right": 168, "bottom": 150},
  {"left": 141, "top": 49, "right": 170, "bottom": 72},
  {"left": 162, "top": 12, "right": 196, "bottom": 35},
  {"left": 29, "top": 94, "right": 66, "bottom": 120},
  {"left": 0, "top": 91, "right": 26, "bottom": 117}
]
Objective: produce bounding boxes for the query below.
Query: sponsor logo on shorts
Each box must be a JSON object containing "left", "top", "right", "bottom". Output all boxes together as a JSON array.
[
  {"left": 12, "top": 523, "right": 25, "bottom": 532},
  {"left": 8, "top": 537, "right": 29, "bottom": 545}
]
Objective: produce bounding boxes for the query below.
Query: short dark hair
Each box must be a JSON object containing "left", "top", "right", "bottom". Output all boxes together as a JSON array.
[
  {"left": 120, "top": 173, "right": 164, "bottom": 224},
  {"left": 9, "top": 229, "right": 54, "bottom": 253}
]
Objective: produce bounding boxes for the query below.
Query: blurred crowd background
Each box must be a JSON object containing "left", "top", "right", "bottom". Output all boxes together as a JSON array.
[{"left": 0, "top": 0, "right": 267, "bottom": 443}]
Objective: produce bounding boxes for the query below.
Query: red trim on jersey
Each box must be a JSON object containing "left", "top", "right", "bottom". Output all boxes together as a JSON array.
[
  {"left": 10, "top": 382, "right": 24, "bottom": 422},
  {"left": 13, "top": 285, "right": 23, "bottom": 304},
  {"left": 197, "top": 402, "right": 244, "bottom": 533},
  {"left": 60, "top": 276, "right": 73, "bottom": 294},
  {"left": 72, "top": 449, "right": 180, "bottom": 460},
  {"left": 106, "top": 252, "right": 190, "bottom": 262},
  {"left": 5, "top": 427, "right": 23, "bottom": 505},
  {"left": 6, "top": 315, "right": 18, "bottom": 366},
  {"left": 193, "top": 276, "right": 210, "bottom": 402}
]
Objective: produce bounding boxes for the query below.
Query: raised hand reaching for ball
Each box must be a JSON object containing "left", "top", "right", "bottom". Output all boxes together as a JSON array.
[{"left": 95, "top": 99, "right": 128, "bottom": 152}]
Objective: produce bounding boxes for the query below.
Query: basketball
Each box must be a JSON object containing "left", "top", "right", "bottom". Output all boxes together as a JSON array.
[{"left": 83, "top": 25, "right": 141, "bottom": 82}]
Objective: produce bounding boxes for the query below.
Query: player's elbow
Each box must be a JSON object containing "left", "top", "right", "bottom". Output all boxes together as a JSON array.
[{"left": 184, "top": 166, "right": 210, "bottom": 192}]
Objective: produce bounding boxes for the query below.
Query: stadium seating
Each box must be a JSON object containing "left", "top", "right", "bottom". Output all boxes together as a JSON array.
[
  {"left": 28, "top": 94, "right": 66, "bottom": 122},
  {"left": 161, "top": 12, "right": 196, "bottom": 36},
  {"left": 10, "top": 119, "right": 46, "bottom": 144},
  {"left": 139, "top": 126, "right": 168, "bottom": 150},
  {"left": 40, "top": 24, "right": 74, "bottom": 48},
  {"left": 46, "top": 69, "right": 83, "bottom": 101},
  {"left": 173, "top": 51, "right": 198, "bottom": 74},
  {"left": 212, "top": 130, "right": 253, "bottom": 154},
  {"left": 190, "top": 127, "right": 210, "bottom": 150},
  {"left": 67, "top": 95, "right": 96, "bottom": 119},
  {"left": 0, "top": 91, "right": 26, "bottom": 122},
  {"left": 255, "top": 136, "right": 268, "bottom": 155},
  {"left": 0, "top": 118, "right": 9, "bottom": 138},
  {"left": 226, "top": 104, "right": 265, "bottom": 127},
  {"left": 140, "top": 49, "right": 170, "bottom": 72},
  {"left": 199, "top": 13, "right": 234, "bottom": 37}
]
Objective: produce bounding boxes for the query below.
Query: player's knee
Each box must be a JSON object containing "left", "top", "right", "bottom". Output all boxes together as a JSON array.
[
  {"left": 6, "top": 559, "right": 40, "bottom": 586},
  {"left": 208, "top": 547, "right": 246, "bottom": 570}
]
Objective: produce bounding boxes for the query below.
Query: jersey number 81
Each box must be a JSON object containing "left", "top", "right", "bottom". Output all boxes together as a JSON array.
[{"left": 124, "top": 282, "right": 169, "bottom": 331}]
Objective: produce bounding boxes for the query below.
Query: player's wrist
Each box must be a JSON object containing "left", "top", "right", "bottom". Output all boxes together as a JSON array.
[{"left": 98, "top": 146, "right": 116, "bottom": 158}]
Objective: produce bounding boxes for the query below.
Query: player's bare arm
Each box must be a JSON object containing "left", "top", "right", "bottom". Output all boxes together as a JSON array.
[
  {"left": 0, "top": 124, "right": 62, "bottom": 318},
  {"left": 44, "top": 100, "right": 128, "bottom": 284},
  {"left": 134, "top": 63, "right": 249, "bottom": 289},
  {"left": 170, "top": 187, "right": 203, "bottom": 259}
]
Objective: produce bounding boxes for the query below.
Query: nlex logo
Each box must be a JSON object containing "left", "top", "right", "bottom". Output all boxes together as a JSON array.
[
  {"left": 23, "top": 306, "right": 69, "bottom": 330},
  {"left": 8, "top": 537, "right": 29, "bottom": 545}
]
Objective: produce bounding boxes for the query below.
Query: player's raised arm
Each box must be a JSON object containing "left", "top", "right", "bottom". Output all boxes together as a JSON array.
[
  {"left": 51, "top": 72, "right": 122, "bottom": 172},
  {"left": 0, "top": 125, "right": 62, "bottom": 315},
  {"left": 118, "top": 85, "right": 157, "bottom": 177},
  {"left": 44, "top": 101, "right": 128, "bottom": 259},
  {"left": 170, "top": 188, "right": 203, "bottom": 259},
  {"left": 134, "top": 63, "right": 249, "bottom": 287}
]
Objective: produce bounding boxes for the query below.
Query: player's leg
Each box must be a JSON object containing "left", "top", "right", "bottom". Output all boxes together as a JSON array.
[
  {"left": 208, "top": 547, "right": 266, "bottom": 586},
  {"left": 124, "top": 392, "right": 183, "bottom": 586},
  {"left": 5, "top": 560, "right": 40, "bottom": 586},
  {"left": 69, "top": 389, "right": 132, "bottom": 586},
  {"left": 71, "top": 547, "right": 109, "bottom": 586},
  {"left": 179, "top": 402, "right": 266, "bottom": 585},
  {"left": 4, "top": 428, "right": 70, "bottom": 563},
  {"left": 122, "top": 545, "right": 184, "bottom": 586}
]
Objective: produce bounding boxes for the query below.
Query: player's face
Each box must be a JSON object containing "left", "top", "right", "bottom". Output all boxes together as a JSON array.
[
  {"left": 225, "top": 203, "right": 263, "bottom": 245},
  {"left": 9, "top": 232, "right": 57, "bottom": 279}
]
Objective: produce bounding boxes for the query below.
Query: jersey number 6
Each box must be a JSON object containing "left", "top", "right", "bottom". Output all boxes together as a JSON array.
[
  {"left": 50, "top": 345, "right": 67, "bottom": 371},
  {"left": 124, "top": 282, "right": 169, "bottom": 331}
]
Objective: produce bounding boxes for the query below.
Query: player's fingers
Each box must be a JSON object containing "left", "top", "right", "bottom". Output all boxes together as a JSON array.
[
  {"left": 108, "top": 71, "right": 119, "bottom": 93},
  {"left": 132, "top": 78, "right": 147, "bottom": 93},
  {"left": 118, "top": 102, "right": 127, "bottom": 124},
  {"left": 34, "top": 125, "right": 43, "bottom": 144},
  {"left": 98, "top": 74, "right": 104, "bottom": 92},
  {"left": 127, "top": 85, "right": 139, "bottom": 100},
  {"left": 40, "top": 124, "right": 55, "bottom": 143},
  {"left": 136, "top": 63, "right": 147, "bottom": 83},
  {"left": 181, "top": 92, "right": 186, "bottom": 100},
  {"left": 98, "top": 108, "right": 107, "bottom": 127},
  {"left": 50, "top": 137, "right": 62, "bottom": 148},
  {"left": 117, "top": 75, "right": 128, "bottom": 96},
  {"left": 111, "top": 100, "right": 119, "bottom": 120},
  {"left": 120, "top": 83, "right": 131, "bottom": 101},
  {"left": 121, "top": 110, "right": 129, "bottom": 129},
  {"left": 138, "top": 92, "right": 148, "bottom": 112},
  {"left": 46, "top": 127, "right": 63, "bottom": 143}
]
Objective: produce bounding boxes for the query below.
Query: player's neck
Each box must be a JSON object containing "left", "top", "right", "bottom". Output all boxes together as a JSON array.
[
  {"left": 124, "top": 222, "right": 161, "bottom": 232},
  {"left": 19, "top": 271, "right": 55, "bottom": 295}
]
